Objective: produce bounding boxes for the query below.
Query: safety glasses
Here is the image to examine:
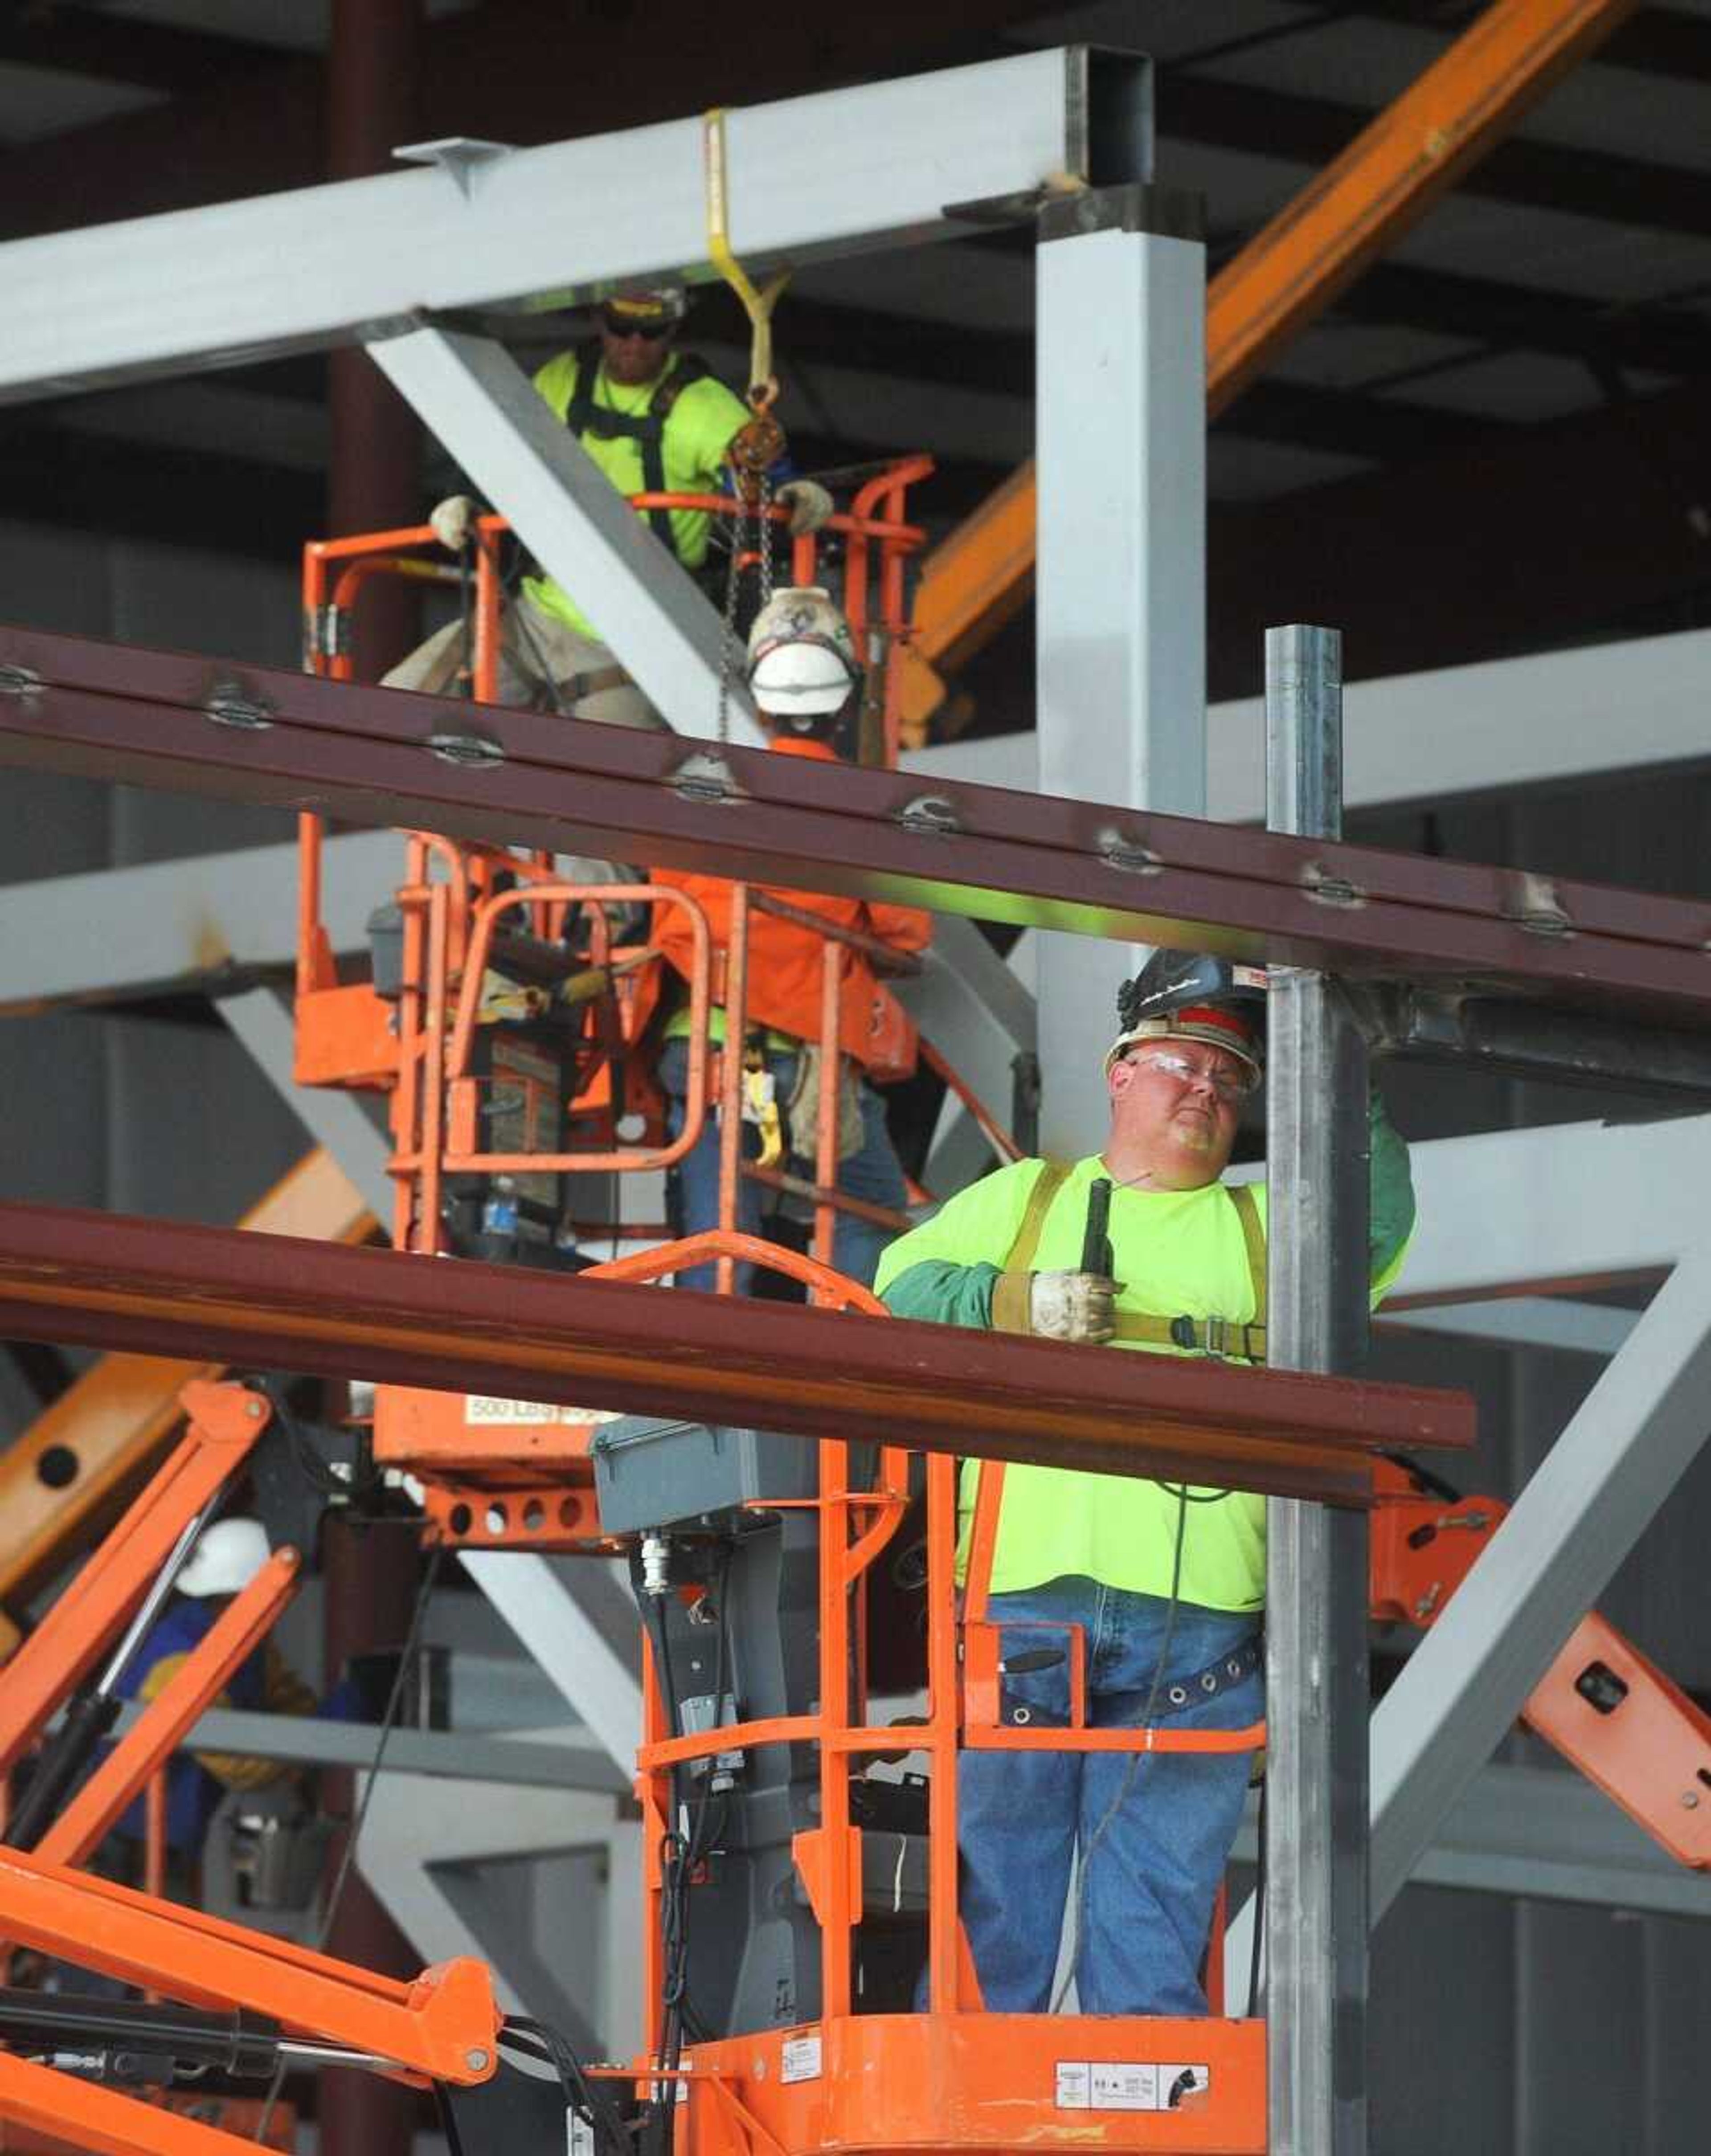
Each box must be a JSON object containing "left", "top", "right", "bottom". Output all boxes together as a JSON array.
[
  {"left": 1125, "top": 1047, "right": 1256, "bottom": 1103},
  {"left": 599, "top": 307, "right": 673, "bottom": 341}
]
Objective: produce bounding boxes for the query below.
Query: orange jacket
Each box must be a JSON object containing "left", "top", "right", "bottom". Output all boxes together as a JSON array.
[{"left": 651, "top": 736, "right": 933, "bottom": 1075}]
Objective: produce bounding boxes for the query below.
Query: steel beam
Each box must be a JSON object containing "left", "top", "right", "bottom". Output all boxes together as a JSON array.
[
  {"left": 367, "top": 328, "right": 765, "bottom": 745},
  {"left": 0, "top": 47, "right": 1145, "bottom": 403},
  {"left": 0, "top": 1202, "right": 1471, "bottom": 1503},
  {"left": 905, "top": 621, "right": 1711, "bottom": 831},
  {"left": 900, "top": 0, "right": 1640, "bottom": 723},
  {"left": 1034, "top": 189, "right": 1206, "bottom": 1152},
  {"left": 1369, "top": 1244, "right": 1711, "bottom": 1922},
  {"left": 456, "top": 1553, "right": 641, "bottom": 1776},
  {"left": 1262, "top": 627, "right": 1370, "bottom": 2156},
  {"left": 3, "top": 631, "right": 1710, "bottom": 1030},
  {"left": 217, "top": 986, "right": 393, "bottom": 1220},
  {"left": 0, "top": 830, "right": 398, "bottom": 1014},
  {"left": 102, "top": 1700, "right": 626, "bottom": 1793}
]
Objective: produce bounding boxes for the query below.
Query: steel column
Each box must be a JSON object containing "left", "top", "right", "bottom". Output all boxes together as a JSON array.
[
  {"left": 1369, "top": 1243, "right": 1711, "bottom": 1922},
  {"left": 1262, "top": 625, "right": 1371, "bottom": 2155},
  {"left": 1034, "top": 188, "right": 1207, "bottom": 1152}
]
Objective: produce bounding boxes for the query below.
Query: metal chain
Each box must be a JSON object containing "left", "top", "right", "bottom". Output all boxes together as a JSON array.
[{"left": 714, "top": 460, "right": 778, "bottom": 746}]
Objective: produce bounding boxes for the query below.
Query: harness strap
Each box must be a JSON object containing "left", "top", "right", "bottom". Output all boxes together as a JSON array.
[
  {"left": 990, "top": 1160, "right": 1072, "bottom": 1335},
  {"left": 992, "top": 1165, "right": 1267, "bottom": 1363},
  {"left": 561, "top": 342, "right": 711, "bottom": 550}
]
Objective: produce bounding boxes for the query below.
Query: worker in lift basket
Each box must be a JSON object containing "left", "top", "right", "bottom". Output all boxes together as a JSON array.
[
  {"left": 647, "top": 587, "right": 932, "bottom": 1294},
  {"left": 384, "top": 286, "right": 831, "bottom": 728},
  {"left": 873, "top": 954, "right": 1416, "bottom": 2016}
]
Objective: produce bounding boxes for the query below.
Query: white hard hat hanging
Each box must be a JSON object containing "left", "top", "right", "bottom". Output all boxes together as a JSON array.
[{"left": 745, "top": 586, "right": 860, "bottom": 720}]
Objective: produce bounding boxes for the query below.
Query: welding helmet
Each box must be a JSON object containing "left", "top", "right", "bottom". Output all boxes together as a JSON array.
[
  {"left": 1104, "top": 951, "right": 1267, "bottom": 1080},
  {"left": 746, "top": 586, "right": 861, "bottom": 726},
  {"left": 176, "top": 1517, "right": 272, "bottom": 1599}
]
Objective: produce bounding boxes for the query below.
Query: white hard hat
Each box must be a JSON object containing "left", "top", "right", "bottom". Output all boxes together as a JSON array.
[
  {"left": 177, "top": 1517, "right": 271, "bottom": 1599},
  {"left": 746, "top": 586, "right": 860, "bottom": 721}
]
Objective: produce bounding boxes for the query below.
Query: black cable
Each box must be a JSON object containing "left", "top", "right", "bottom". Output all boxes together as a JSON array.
[
  {"left": 503, "top": 2014, "right": 630, "bottom": 2156},
  {"left": 252, "top": 1548, "right": 443, "bottom": 2143}
]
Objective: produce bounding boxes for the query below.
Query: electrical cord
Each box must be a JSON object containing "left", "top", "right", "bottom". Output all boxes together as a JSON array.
[{"left": 252, "top": 1548, "right": 443, "bottom": 2144}]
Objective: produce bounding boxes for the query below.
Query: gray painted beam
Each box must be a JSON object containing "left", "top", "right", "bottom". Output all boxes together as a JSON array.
[
  {"left": 105, "top": 1699, "right": 626, "bottom": 1793},
  {"left": 217, "top": 983, "right": 393, "bottom": 1220},
  {"left": 0, "top": 831, "right": 397, "bottom": 1012}
]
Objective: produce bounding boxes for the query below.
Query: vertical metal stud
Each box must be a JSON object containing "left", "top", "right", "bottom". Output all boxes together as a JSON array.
[{"left": 1263, "top": 623, "right": 1371, "bottom": 2155}]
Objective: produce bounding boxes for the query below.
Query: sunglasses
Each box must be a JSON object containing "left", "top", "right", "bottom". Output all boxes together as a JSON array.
[
  {"left": 1125, "top": 1048, "right": 1256, "bottom": 1103},
  {"left": 600, "top": 308, "right": 673, "bottom": 341}
]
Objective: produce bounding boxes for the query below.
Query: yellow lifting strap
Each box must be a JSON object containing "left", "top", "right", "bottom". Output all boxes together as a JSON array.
[
  {"left": 994, "top": 1163, "right": 1268, "bottom": 1363},
  {"left": 702, "top": 106, "right": 790, "bottom": 405}
]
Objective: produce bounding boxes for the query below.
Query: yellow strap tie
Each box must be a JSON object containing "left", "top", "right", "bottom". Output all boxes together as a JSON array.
[{"left": 703, "top": 106, "right": 790, "bottom": 402}]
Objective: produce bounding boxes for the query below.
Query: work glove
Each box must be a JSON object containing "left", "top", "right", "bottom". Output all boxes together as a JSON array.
[
  {"left": 775, "top": 478, "right": 834, "bottom": 537},
  {"left": 1029, "top": 1269, "right": 1120, "bottom": 1344},
  {"left": 430, "top": 494, "right": 478, "bottom": 552}
]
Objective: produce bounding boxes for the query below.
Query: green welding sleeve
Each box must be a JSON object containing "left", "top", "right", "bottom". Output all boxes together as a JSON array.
[{"left": 878, "top": 1258, "right": 1002, "bottom": 1329}]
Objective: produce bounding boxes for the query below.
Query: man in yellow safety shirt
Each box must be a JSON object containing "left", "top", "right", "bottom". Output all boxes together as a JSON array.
[
  {"left": 387, "top": 288, "right": 829, "bottom": 727},
  {"left": 874, "top": 951, "right": 1415, "bottom": 2017}
]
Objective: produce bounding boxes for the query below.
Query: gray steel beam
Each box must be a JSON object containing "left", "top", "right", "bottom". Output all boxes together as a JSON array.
[
  {"left": 457, "top": 1552, "right": 642, "bottom": 1776},
  {"left": 0, "top": 49, "right": 1144, "bottom": 404},
  {"left": 1263, "top": 625, "right": 1370, "bottom": 2156},
  {"left": 217, "top": 984, "right": 393, "bottom": 1220},
  {"left": 0, "top": 831, "right": 397, "bottom": 1013},
  {"left": 367, "top": 327, "right": 767, "bottom": 747},
  {"left": 1231, "top": 1764, "right": 1711, "bottom": 1924},
  {"left": 1034, "top": 190, "right": 1206, "bottom": 1153},
  {"left": 1369, "top": 1243, "right": 1711, "bottom": 1922},
  {"left": 103, "top": 1700, "right": 626, "bottom": 1793}
]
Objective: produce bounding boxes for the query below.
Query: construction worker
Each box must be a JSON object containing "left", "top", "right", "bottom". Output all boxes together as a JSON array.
[
  {"left": 649, "top": 587, "right": 931, "bottom": 1292},
  {"left": 111, "top": 1518, "right": 319, "bottom": 1869},
  {"left": 385, "top": 288, "right": 830, "bottom": 726},
  {"left": 873, "top": 953, "right": 1416, "bottom": 2017}
]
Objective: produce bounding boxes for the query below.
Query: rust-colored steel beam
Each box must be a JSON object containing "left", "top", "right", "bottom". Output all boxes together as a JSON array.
[
  {"left": 2, "top": 626, "right": 1709, "bottom": 1029},
  {"left": 0, "top": 1202, "right": 1472, "bottom": 1507},
  {"left": 901, "top": 0, "right": 1642, "bottom": 728}
]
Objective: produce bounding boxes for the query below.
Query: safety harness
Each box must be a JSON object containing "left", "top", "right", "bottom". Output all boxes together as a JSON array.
[
  {"left": 561, "top": 342, "right": 712, "bottom": 550},
  {"left": 995, "top": 1162, "right": 1269, "bottom": 1363}
]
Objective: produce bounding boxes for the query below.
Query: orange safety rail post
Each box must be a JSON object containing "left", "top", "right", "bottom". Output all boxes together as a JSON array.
[
  {"left": 898, "top": 0, "right": 1641, "bottom": 736},
  {"left": 0, "top": 1848, "right": 499, "bottom": 2083},
  {"left": 716, "top": 884, "right": 750, "bottom": 1298},
  {"left": 439, "top": 882, "right": 711, "bottom": 1175},
  {"left": 0, "top": 1152, "right": 373, "bottom": 1665},
  {"left": 31, "top": 1548, "right": 303, "bottom": 1872},
  {"left": 0, "top": 1383, "right": 274, "bottom": 1778}
]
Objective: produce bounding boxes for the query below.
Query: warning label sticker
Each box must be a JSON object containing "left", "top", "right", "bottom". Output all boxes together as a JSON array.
[
  {"left": 781, "top": 2033, "right": 823, "bottom": 2085},
  {"left": 463, "top": 1397, "right": 620, "bottom": 1427},
  {"left": 1055, "top": 2062, "right": 1211, "bottom": 2113}
]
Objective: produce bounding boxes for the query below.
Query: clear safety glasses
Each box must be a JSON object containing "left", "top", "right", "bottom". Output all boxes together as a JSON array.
[{"left": 1125, "top": 1047, "right": 1257, "bottom": 1104}]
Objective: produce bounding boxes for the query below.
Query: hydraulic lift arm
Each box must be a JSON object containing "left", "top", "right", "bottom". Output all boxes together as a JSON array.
[{"left": 1372, "top": 1456, "right": 1711, "bottom": 1868}]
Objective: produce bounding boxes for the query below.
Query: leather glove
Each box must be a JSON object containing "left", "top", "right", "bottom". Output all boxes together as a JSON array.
[
  {"left": 775, "top": 478, "right": 834, "bottom": 537},
  {"left": 1028, "top": 1269, "right": 1119, "bottom": 1344},
  {"left": 430, "top": 494, "right": 477, "bottom": 552}
]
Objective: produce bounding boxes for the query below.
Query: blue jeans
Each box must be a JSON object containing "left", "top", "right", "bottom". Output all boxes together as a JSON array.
[
  {"left": 656, "top": 1037, "right": 907, "bottom": 1294},
  {"left": 958, "top": 1576, "right": 1262, "bottom": 2017}
]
